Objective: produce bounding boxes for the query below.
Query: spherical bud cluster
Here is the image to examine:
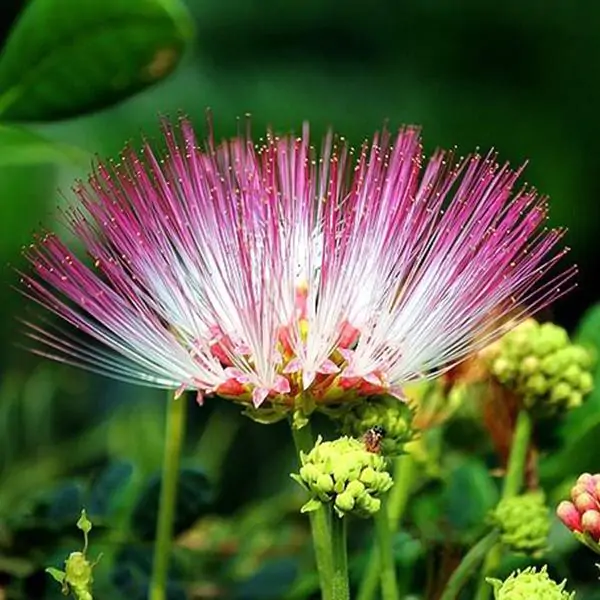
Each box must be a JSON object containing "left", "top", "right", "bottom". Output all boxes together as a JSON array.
[
  {"left": 64, "top": 552, "right": 93, "bottom": 600},
  {"left": 340, "top": 395, "right": 415, "bottom": 456},
  {"left": 487, "top": 566, "right": 575, "bottom": 600},
  {"left": 291, "top": 436, "right": 393, "bottom": 518},
  {"left": 490, "top": 492, "right": 550, "bottom": 555},
  {"left": 557, "top": 472, "right": 600, "bottom": 553},
  {"left": 487, "top": 319, "right": 593, "bottom": 416}
]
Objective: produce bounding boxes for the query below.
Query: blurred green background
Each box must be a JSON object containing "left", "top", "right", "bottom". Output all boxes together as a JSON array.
[{"left": 0, "top": 1, "right": 600, "bottom": 598}]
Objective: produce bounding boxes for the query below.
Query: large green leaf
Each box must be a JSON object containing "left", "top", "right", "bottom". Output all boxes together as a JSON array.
[
  {"left": 0, "top": 124, "right": 89, "bottom": 164},
  {"left": 0, "top": 0, "right": 193, "bottom": 122}
]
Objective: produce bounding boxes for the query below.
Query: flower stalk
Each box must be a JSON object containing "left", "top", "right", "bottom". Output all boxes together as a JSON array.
[
  {"left": 290, "top": 421, "right": 335, "bottom": 600},
  {"left": 357, "top": 451, "right": 416, "bottom": 600},
  {"left": 440, "top": 530, "right": 500, "bottom": 600},
  {"left": 331, "top": 513, "right": 350, "bottom": 600},
  {"left": 474, "top": 409, "right": 533, "bottom": 600},
  {"left": 373, "top": 496, "right": 400, "bottom": 600},
  {"left": 149, "top": 393, "right": 187, "bottom": 600}
]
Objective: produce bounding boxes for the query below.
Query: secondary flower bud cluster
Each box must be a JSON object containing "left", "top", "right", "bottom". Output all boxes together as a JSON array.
[
  {"left": 487, "top": 566, "right": 575, "bottom": 600},
  {"left": 489, "top": 492, "right": 550, "bottom": 555},
  {"left": 557, "top": 472, "right": 600, "bottom": 552},
  {"left": 46, "top": 510, "right": 97, "bottom": 600},
  {"left": 486, "top": 319, "right": 593, "bottom": 416},
  {"left": 292, "top": 436, "right": 393, "bottom": 518},
  {"left": 340, "top": 395, "right": 415, "bottom": 456}
]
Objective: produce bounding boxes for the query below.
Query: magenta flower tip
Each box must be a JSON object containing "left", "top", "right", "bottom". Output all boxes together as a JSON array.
[{"left": 20, "top": 119, "right": 575, "bottom": 409}]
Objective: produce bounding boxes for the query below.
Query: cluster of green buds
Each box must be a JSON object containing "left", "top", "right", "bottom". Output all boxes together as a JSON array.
[
  {"left": 487, "top": 566, "right": 575, "bottom": 599},
  {"left": 291, "top": 436, "right": 393, "bottom": 517},
  {"left": 486, "top": 319, "right": 593, "bottom": 416},
  {"left": 489, "top": 491, "right": 550, "bottom": 556},
  {"left": 340, "top": 394, "right": 415, "bottom": 456},
  {"left": 557, "top": 472, "right": 600, "bottom": 553},
  {"left": 46, "top": 510, "right": 100, "bottom": 600}
]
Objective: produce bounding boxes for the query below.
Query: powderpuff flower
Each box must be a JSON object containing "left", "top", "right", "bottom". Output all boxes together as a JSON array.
[{"left": 20, "top": 118, "right": 575, "bottom": 412}]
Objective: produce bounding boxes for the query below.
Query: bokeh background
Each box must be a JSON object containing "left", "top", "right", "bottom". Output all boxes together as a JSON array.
[{"left": 0, "top": 1, "right": 599, "bottom": 599}]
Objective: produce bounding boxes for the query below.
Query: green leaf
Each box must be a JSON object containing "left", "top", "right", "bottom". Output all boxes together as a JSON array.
[
  {"left": 0, "top": 124, "right": 89, "bottom": 165},
  {"left": 443, "top": 459, "right": 498, "bottom": 536},
  {"left": 574, "top": 303, "right": 600, "bottom": 381},
  {"left": 45, "top": 567, "right": 66, "bottom": 583},
  {"left": 0, "top": 0, "right": 194, "bottom": 122},
  {"left": 130, "top": 468, "right": 213, "bottom": 541}
]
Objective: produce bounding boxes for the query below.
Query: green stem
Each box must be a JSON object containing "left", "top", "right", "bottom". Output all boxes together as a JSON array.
[
  {"left": 357, "top": 455, "right": 416, "bottom": 600},
  {"left": 149, "top": 393, "right": 187, "bottom": 600},
  {"left": 501, "top": 410, "right": 532, "bottom": 499},
  {"left": 373, "top": 497, "right": 400, "bottom": 600},
  {"left": 439, "top": 530, "right": 500, "bottom": 600},
  {"left": 474, "top": 409, "right": 532, "bottom": 600},
  {"left": 331, "top": 513, "right": 350, "bottom": 600},
  {"left": 290, "top": 422, "right": 335, "bottom": 600}
]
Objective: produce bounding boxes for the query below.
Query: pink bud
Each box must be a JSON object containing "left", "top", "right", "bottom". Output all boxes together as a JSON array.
[
  {"left": 582, "top": 510, "right": 600, "bottom": 541},
  {"left": 574, "top": 491, "right": 599, "bottom": 513},
  {"left": 577, "top": 473, "right": 594, "bottom": 486},
  {"left": 557, "top": 501, "right": 582, "bottom": 532},
  {"left": 571, "top": 483, "right": 588, "bottom": 502}
]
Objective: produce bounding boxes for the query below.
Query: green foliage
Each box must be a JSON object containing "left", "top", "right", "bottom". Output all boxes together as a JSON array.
[
  {"left": 0, "top": 124, "right": 89, "bottom": 165},
  {"left": 443, "top": 459, "right": 499, "bottom": 537},
  {"left": 130, "top": 467, "right": 213, "bottom": 540},
  {"left": 0, "top": 0, "right": 193, "bottom": 122}
]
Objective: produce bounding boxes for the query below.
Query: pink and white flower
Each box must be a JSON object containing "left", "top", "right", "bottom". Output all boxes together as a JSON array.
[{"left": 20, "top": 119, "right": 575, "bottom": 409}]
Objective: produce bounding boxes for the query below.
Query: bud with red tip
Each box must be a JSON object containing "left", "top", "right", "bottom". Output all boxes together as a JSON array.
[{"left": 557, "top": 472, "right": 600, "bottom": 553}]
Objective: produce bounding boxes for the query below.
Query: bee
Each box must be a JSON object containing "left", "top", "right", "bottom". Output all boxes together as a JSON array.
[{"left": 363, "top": 425, "right": 386, "bottom": 454}]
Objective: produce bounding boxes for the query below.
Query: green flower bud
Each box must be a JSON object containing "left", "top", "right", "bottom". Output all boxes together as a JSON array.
[
  {"left": 487, "top": 566, "right": 575, "bottom": 599},
  {"left": 487, "top": 319, "right": 594, "bottom": 416},
  {"left": 292, "top": 436, "right": 393, "bottom": 518},
  {"left": 339, "top": 395, "right": 415, "bottom": 456},
  {"left": 335, "top": 491, "right": 355, "bottom": 513},
  {"left": 489, "top": 492, "right": 550, "bottom": 555}
]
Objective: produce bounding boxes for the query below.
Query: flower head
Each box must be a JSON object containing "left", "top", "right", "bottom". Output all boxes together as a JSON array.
[
  {"left": 486, "top": 319, "right": 593, "bottom": 416},
  {"left": 487, "top": 566, "right": 575, "bottom": 600},
  {"left": 21, "top": 119, "right": 574, "bottom": 413},
  {"left": 291, "top": 435, "right": 393, "bottom": 517},
  {"left": 490, "top": 491, "right": 550, "bottom": 556}
]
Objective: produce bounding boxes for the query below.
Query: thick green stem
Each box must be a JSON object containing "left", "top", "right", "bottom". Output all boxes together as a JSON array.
[
  {"left": 373, "top": 497, "right": 400, "bottom": 600},
  {"left": 439, "top": 530, "right": 500, "bottom": 600},
  {"left": 149, "top": 393, "right": 187, "bottom": 600},
  {"left": 474, "top": 410, "right": 532, "bottom": 600},
  {"left": 290, "top": 422, "right": 335, "bottom": 600},
  {"left": 500, "top": 410, "right": 532, "bottom": 499},
  {"left": 357, "top": 455, "right": 416, "bottom": 600},
  {"left": 331, "top": 513, "right": 350, "bottom": 600}
]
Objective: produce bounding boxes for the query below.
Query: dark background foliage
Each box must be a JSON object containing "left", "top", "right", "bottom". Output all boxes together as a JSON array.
[{"left": 0, "top": 1, "right": 599, "bottom": 598}]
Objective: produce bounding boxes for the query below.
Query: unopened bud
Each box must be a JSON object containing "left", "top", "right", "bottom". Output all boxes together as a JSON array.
[
  {"left": 558, "top": 473, "right": 600, "bottom": 554},
  {"left": 582, "top": 510, "right": 600, "bottom": 540},
  {"left": 339, "top": 395, "right": 415, "bottom": 456},
  {"left": 574, "top": 491, "right": 598, "bottom": 513},
  {"left": 557, "top": 501, "right": 582, "bottom": 533}
]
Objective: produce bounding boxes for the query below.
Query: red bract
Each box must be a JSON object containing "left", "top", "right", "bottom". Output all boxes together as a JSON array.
[{"left": 20, "top": 119, "right": 575, "bottom": 409}]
